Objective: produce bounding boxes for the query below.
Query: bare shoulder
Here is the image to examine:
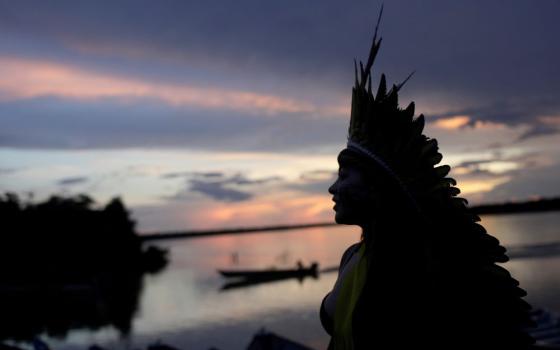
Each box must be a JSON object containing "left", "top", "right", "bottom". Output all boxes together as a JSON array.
[{"left": 339, "top": 242, "right": 362, "bottom": 273}]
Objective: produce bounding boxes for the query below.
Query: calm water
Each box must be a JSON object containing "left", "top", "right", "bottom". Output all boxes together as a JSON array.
[{"left": 46, "top": 211, "right": 560, "bottom": 350}]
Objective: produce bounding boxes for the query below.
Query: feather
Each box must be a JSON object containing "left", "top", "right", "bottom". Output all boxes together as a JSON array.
[
  {"left": 386, "top": 84, "right": 399, "bottom": 107},
  {"left": 396, "top": 70, "right": 415, "bottom": 92},
  {"left": 472, "top": 223, "right": 487, "bottom": 235},
  {"left": 450, "top": 197, "right": 469, "bottom": 209},
  {"left": 427, "top": 152, "right": 443, "bottom": 166},
  {"left": 434, "top": 165, "right": 451, "bottom": 178},
  {"left": 411, "top": 114, "right": 425, "bottom": 136},
  {"left": 420, "top": 139, "right": 438, "bottom": 158},
  {"left": 404, "top": 101, "right": 415, "bottom": 119},
  {"left": 363, "top": 3, "right": 384, "bottom": 79},
  {"left": 376, "top": 74, "right": 387, "bottom": 100},
  {"left": 447, "top": 186, "right": 461, "bottom": 197},
  {"left": 359, "top": 61, "right": 366, "bottom": 88},
  {"left": 354, "top": 59, "right": 359, "bottom": 87},
  {"left": 423, "top": 177, "right": 457, "bottom": 194}
]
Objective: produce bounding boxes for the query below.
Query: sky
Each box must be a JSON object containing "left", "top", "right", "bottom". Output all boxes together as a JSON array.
[{"left": 1, "top": 0, "right": 559, "bottom": 232}]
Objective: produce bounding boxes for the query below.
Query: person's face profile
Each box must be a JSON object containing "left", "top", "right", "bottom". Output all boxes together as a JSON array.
[{"left": 328, "top": 162, "right": 373, "bottom": 226}]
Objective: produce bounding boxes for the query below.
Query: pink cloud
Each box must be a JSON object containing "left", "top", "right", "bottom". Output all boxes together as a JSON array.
[
  {"left": 0, "top": 56, "right": 333, "bottom": 116},
  {"left": 431, "top": 115, "right": 470, "bottom": 130},
  {"left": 133, "top": 192, "right": 333, "bottom": 233}
]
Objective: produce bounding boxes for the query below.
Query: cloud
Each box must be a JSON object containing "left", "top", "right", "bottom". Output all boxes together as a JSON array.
[
  {"left": 161, "top": 171, "right": 223, "bottom": 179},
  {"left": 517, "top": 124, "right": 560, "bottom": 141},
  {"left": 2, "top": 1, "right": 558, "bottom": 96},
  {"left": 286, "top": 169, "right": 337, "bottom": 195},
  {"left": 451, "top": 150, "right": 546, "bottom": 176},
  {"left": 483, "top": 161, "right": 560, "bottom": 202},
  {"left": 2, "top": 0, "right": 560, "bottom": 229},
  {"left": 0, "top": 57, "right": 322, "bottom": 116},
  {"left": 57, "top": 176, "right": 89, "bottom": 186},
  {"left": 188, "top": 179, "right": 252, "bottom": 202},
  {"left": 427, "top": 97, "right": 560, "bottom": 142},
  {"left": 223, "top": 173, "right": 283, "bottom": 186},
  {"left": 431, "top": 115, "right": 471, "bottom": 130},
  {"left": 0, "top": 0, "right": 558, "bottom": 151},
  {"left": 160, "top": 167, "right": 338, "bottom": 205},
  {"left": 0, "top": 96, "right": 346, "bottom": 152},
  {"left": 539, "top": 116, "right": 560, "bottom": 125},
  {"left": 446, "top": 148, "right": 560, "bottom": 203},
  {"left": 132, "top": 190, "right": 335, "bottom": 232},
  {"left": 150, "top": 167, "right": 336, "bottom": 230},
  {"left": 165, "top": 172, "right": 283, "bottom": 202},
  {"left": 0, "top": 167, "right": 17, "bottom": 175},
  {"left": 299, "top": 169, "right": 336, "bottom": 181}
]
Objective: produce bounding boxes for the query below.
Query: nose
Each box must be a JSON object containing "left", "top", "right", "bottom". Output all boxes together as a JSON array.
[{"left": 328, "top": 179, "right": 338, "bottom": 195}]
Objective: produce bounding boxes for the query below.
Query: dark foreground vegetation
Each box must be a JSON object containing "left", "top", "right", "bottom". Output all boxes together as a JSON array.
[{"left": 0, "top": 193, "right": 168, "bottom": 342}]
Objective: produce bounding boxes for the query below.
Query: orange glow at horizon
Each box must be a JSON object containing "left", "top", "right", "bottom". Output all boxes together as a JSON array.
[{"left": 183, "top": 192, "right": 333, "bottom": 230}]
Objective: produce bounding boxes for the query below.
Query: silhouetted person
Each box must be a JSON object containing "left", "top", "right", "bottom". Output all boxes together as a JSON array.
[{"left": 319, "top": 11, "right": 534, "bottom": 350}]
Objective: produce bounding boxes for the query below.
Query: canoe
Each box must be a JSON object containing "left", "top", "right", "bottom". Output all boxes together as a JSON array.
[{"left": 218, "top": 262, "right": 318, "bottom": 280}]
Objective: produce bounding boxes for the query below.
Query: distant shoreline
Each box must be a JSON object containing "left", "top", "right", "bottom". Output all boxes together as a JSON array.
[
  {"left": 139, "top": 197, "right": 560, "bottom": 241},
  {"left": 470, "top": 197, "right": 560, "bottom": 216},
  {"left": 140, "top": 222, "right": 337, "bottom": 241}
]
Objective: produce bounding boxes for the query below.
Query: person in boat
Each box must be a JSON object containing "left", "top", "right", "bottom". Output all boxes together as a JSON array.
[{"left": 320, "top": 13, "right": 535, "bottom": 350}]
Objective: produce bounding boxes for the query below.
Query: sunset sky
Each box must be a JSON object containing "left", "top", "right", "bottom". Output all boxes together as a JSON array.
[{"left": 1, "top": 0, "right": 559, "bottom": 232}]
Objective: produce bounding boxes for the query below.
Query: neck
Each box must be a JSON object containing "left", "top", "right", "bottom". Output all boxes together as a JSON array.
[{"left": 360, "top": 220, "right": 378, "bottom": 243}]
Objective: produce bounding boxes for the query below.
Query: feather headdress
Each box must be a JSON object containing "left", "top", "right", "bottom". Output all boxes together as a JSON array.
[{"left": 344, "top": 7, "right": 453, "bottom": 213}]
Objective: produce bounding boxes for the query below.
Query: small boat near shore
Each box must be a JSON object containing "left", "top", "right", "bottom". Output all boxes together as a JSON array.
[{"left": 218, "top": 262, "right": 318, "bottom": 280}]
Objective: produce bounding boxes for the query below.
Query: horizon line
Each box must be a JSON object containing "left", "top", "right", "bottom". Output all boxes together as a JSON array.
[{"left": 139, "top": 196, "right": 560, "bottom": 241}]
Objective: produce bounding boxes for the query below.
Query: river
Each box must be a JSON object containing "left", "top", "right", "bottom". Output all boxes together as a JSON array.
[{"left": 46, "top": 211, "right": 560, "bottom": 350}]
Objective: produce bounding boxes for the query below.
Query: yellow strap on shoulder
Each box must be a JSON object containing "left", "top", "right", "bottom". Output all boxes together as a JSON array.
[{"left": 333, "top": 243, "right": 368, "bottom": 349}]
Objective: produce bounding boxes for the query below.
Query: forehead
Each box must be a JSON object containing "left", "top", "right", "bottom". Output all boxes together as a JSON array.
[
  {"left": 337, "top": 162, "right": 361, "bottom": 173},
  {"left": 336, "top": 149, "right": 383, "bottom": 182},
  {"left": 337, "top": 149, "right": 367, "bottom": 169},
  {"left": 337, "top": 160, "right": 369, "bottom": 181}
]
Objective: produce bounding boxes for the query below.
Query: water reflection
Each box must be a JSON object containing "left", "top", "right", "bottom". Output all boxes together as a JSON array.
[
  {"left": 129, "top": 213, "right": 560, "bottom": 350},
  {"left": 0, "top": 268, "right": 143, "bottom": 341},
  {"left": 484, "top": 212, "right": 560, "bottom": 318},
  {"left": 126, "top": 226, "right": 360, "bottom": 350},
  {"left": 508, "top": 242, "right": 560, "bottom": 259}
]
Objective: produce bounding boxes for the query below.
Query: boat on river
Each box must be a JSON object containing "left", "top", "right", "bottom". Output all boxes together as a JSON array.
[{"left": 218, "top": 262, "right": 319, "bottom": 280}]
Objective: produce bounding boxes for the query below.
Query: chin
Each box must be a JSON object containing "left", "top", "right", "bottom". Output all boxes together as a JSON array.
[{"left": 334, "top": 212, "right": 357, "bottom": 225}]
